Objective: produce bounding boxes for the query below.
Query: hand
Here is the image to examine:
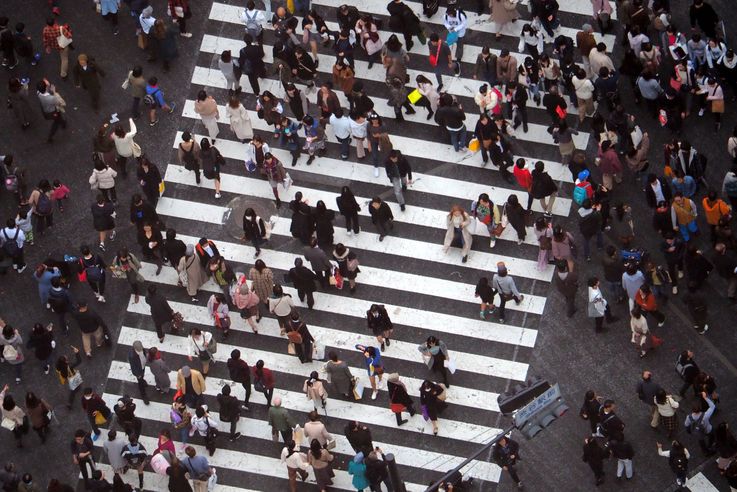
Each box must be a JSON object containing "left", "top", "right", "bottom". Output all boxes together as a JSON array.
[
  {"left": 656, "top": 442, "right": 662, "bottom": 447},
  {"left": 188, "top": 355, "right": 193, "bottom": 361},
  {"left": 701, "top": 391, "right": 708, "bottom": 398},
  {"left": 503, "top": 466, "right": 508, "bottom": 471},
  {"left": 71, "top": 346, "right": 80, "bottom": 353},
  {"left": 2, "top": 384, "right": 8, "bottom": 393}
]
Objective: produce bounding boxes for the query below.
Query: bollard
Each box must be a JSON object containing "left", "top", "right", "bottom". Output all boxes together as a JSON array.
[{"left": 385, "top": 453, "right": 406, "bottom": 492}]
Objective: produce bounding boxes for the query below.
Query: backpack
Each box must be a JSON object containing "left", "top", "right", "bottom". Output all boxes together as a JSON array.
[
  {"left": 36, "top": 192, "right": 52, "bottom": 215},
  {"left": 143, "top": 89, "right": 160, "bottom": 107},
  {"left": 244, "top": 10, "right": 262, "bottom": 38},
  {"left": 669, "top": 452, "right": 688, "bottom": 474},
  {"left": 2, "top": 343, "right": 18, "bottom": 361},
  {"left": 4, "top": 167, "right": 18, "bottom": 192},
  {"left": 675, "top": 356, "right": 694, "bottom": 379},
  {"left": 573, "top": 183, "right": 589, "bottom": 205},
  {"left": 688, "top": 413, "right": 706, "bottom": 437},
  {"left": 2, "top": 229, "right": 20, "bottom": 256}
]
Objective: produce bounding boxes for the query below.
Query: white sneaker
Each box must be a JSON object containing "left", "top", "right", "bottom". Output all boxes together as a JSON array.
[
  {"left": 371, "top": 390, "right": 378, "bottom": 400},
  {"left": 701, "top": 324, "right": 709, "bottom": 334},
  {"left": 373, "top": 167, "right": 379, "bottom": 178},
  {"left": 672, "top": 286, "right": 678, "bottom": 295},
  {"left": 215, "top": 192, "right": 221, "bottom": 199},
  {"left": 678, "top": 271, "right": 684, "bottom": 279},
  {"left": 347, "top": 230, "right": 352, "bottom": 236},
  {"left": 489, "top": 239, "right": 496, "bottom": 248},
  {"left": 98, "top": 296, "right": 106, "bottom": 303},
  {"left": 698, "top": 108, "right": 705, "bottom": 117},
  {"left": 180, "top": 32, "right": 193, "bottom": 38},
  {"left": 17, "top": 265, "right": 26, "bottom": 273}
]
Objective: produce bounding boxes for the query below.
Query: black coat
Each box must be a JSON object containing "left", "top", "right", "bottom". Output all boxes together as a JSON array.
[
  {"left": 217, "top": 393, "right": 240, "bottom": 422},
  {"left": 164, "top": 238, "right": 187, "bottom": 268},
  {"left": 712, "top": 252, "right": 737, "bottom": 279},
  {"left": 645, "top": 177, "right": 672, "bottom": 208},
  {"left": 130, "top": 200, "right": 159, "bottom": 228},
  {"left": 578, "top": 210, "right": 602, "bottom": 238},
  {"left": 387, "top": 380, "right": 413, "bottom": 407},
  {"left": 369, "top": 202, "right": 393, "bottom": 224},
  {"left": 555, "top": 271, "right": 578, "bottom": 299},
  {"left": 336, "top": 194, "right": 360, "bottom": 217},
  {"left": 289, "top": 265, "right": 318, "bottom": 292},
  {"left": 290, "top": 207, "right": 315, "bottom": 244},
  {"left": 28, "top": 329, "right": 54, "bottom": 361},
  {"left": 492, "top": 439, "right": 520, "bottom": 467},
  {"left": 73, "top": 61, "right": 105, "bottom": 91},
  {"left": 387, "top": 1, "right": 421, "bottom": 34},
  {"left": 313, "top": 209, "right": 335, "bottom": 246},
  {"left": 145, "top": 292, "right": 174, "bottom": 326},
  {"left": 582, "top": 439, "right": 609, "bottom": 466},
  {"left": 242, "top": 217, "right": 266, "bottom": 241},
  {"left": 530, "top": 170, "right": 558, "bottom": 199},
  {"left": 137, "top": 164, "right": 162, "bottom": 199},
  {"left": 227, "top": 357, "right": 251, "bottom": 384},
  {"left": 239, "top": 44, "right": 266, "bottom": 76},
  {"left": 344, "top": 423, "right": 373, "bottom": 456}
]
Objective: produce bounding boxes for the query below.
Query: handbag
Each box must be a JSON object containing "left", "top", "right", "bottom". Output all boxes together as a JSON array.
[
  {"left": 446, "top": 31, "right": 458, "bottom": 46},
  {"left": 94, "top": 411, "right": 107, "bottom": 426},
  {"left": 444, "top": 359, "right": 457, "bottom": 374},
  {"left": 468, "top": 138, "right": 480, "bottom": 152},
  {"left": 217, "top": 315, "right": 231, "bottom": 330},
  {"left": 121, "top": 71, "right": 132, "bottom": 90},
  {"left": 131, "top": 141, "right": 142, "bottom": 158},
  {"left": 352, "top": 378, "right": 365, "bottom": 400},
  {"left": 407, "top": 89, "right": 422, "bottom": 104},
  {"left": 712, "top": 99, "right": 725, "bottom": 113},
  {"left": 68, "top": 371, "right": 83, "bottom": 390},
  {"left": 287, "top": 342, "right": 296, "bottom": 355},
  {"left": 390, "top": 403, "right": 406, "bottom": 413},
  {"left": 171, "top": 312, "right": 184, "bottom": 331},
  {"left": 287, "top": 329, "right": 303, "bottom": 344},
  {"left": 1, "top": 418, "right": 16, "bottom": 431},
  {"left": 325, "top": 438, "right": 337, "bottom": 450},
  {"left": 57, "top": 28, "right": 73, "bottom": 49},
  {"left": 555, "top": 105, "right": 567, "bottom": 119}
]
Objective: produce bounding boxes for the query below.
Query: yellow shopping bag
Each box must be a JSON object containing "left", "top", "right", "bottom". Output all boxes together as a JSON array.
[
  {"left": 94, "top": 411, "right": 107, "bottom": 426},
  {"left": 468, "top": 138, "right": 480, "bottom": 152},
  {"left": 407, "top": 89, "right": 422, "bottom": 104},
  {"left": 287, "top": 0, "right": 295, "bottom": 13},
  {"left": 158, "top": 181, "right": 166, "bottom": 195}
]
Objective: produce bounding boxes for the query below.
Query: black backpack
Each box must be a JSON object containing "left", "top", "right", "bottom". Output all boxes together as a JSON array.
[
  {"left": 669, "top": 451, "right": 688, "bottom": 473},
  {"left": 1, "top": 229, "right": 20, "bottom": 256}
]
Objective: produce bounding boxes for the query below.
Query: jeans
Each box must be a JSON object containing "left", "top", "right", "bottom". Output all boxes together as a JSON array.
[
  {"left": 498, "top": 293, "right": 521, "bottom": 320},
  {"left": 448, "top": 126, "right": 467, "bottom": 151},
  {"left": 434, "top": 61, "right": 459, "bottom": 87},
  {"left": 88, "top": 276, "right": 106, "bottom": 296},
  {"left": 132, "top": 97, "right": 141, "bottom": 118},
  {"left": 390, "top": 177, "right": 405, "bottom": 206},
  {"left": 337, "top": 135, "right": 351, "bottom": 159},
  {"left": 261, "top": 386, "right": 274, "bottom": 407},
  {"left": 678, "top": 220, "right": 698, "bottom": 242},
  {"left": 617, "top": 459, "right": 633, "bottom": 478}
]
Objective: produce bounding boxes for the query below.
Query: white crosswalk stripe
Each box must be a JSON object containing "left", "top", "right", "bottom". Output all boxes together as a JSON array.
[{"left": 94, "top": 0, "right": 598, "bottom": 487}]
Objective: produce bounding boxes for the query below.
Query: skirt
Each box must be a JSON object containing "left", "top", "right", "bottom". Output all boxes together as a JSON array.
[
  {"left": 660, "top": 414, "right": 677, "bottom": 432},
  {"left": 314, "top": 465, "right": 335, "bottom": 488}
]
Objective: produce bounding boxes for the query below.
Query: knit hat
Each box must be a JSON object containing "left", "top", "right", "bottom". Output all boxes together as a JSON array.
[
  {"left": 578, "top": 169, "right": 590, "bottom": 181},
  {"left": 354, "top": 452, "right": 365, "bottom": 463},
  {"left": 181, "top": 365, "right": 191, "bottom": 377}
]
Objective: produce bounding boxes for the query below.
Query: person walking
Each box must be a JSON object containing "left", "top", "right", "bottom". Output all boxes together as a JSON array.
[
  {"left": 103, "top": 430, "right": 127, "bottom": 478},
  {"left": 226, "top": 96, "right": 253, "bottom": 143},
  {"left": 1, "top": 219, "right": 26, "bottom": 273},
  {"left": 181, "top": 446, "right": 214, "bottom": 491},
  {"left": 336, "top": 186, "right": 360, "bottom": 236},
  {"left": 146, "top": 347, "right": 170, "bottom": 394},
  {"left": 194, "top": 90, "right": 220, "bottom": 142},
  {"left": 111, "top": 118, "right": 140, "bottom": 179},
  {"left": 178, "top": 244, "right": 207, "bottom": 302},
  {"left": 227, "top": 349, "right": 251, "bottom": 411},
  {"left": 281, "top": 440, "right": 309, "bottom": 492},
  {"left": 252, "top": 359, "right": 275, "bottom": 407},
  {"left": 70, "top": 430, "right": 96, "bottom": 488},
  {"left": 176, "top": 365, "right": 205, "bottom": 410},
  {"left": 145, "top": 284, "right": 175, "bottom": 342},
  {"left": 127, "top": 341, "right": 150, "bottom": 405},
  {"left": 241, "top": 208, "right": 267, "bottom": 257},
  {"left": 490, "top": 0, "right": 520, "bottom": 39},
  {"left": 654, "top": 389, "right": 680, "bottom": 438},
  {"left": 324, "top": 351, "right": 353, "bottom": 399},
  {"left": 71, "top": 301, "right": 106, "bottom": 359},
  {"left": 145, "top": 77, "right": 176, "bottom": 126},
  {"left": 111, "top": 247, "right": 145, "bottom": 303},
  {"left": 269, "top": 284, "right": 295, "bottom": 335},
  {"left": 286, "top": 312, "right": 314, "bottom": 364},
  {"left": 90, "top": 194, "right": 116, "bottom": 253},
  {"left": 493, "top": 436, "right": 523, "bottom": 488},
  {"left": 505, "top": 195, "right": 527, "bottom": 245},
  {"left": 27, "top": 322, "right": 54, "bottom": 375},
  {"left": 81, "top": 388, "right": 112, "bottom": 438},
  {"left": 685, "top": 392, "right": 717, "bottom": 455},
  {"left": 121, "top": 434, "right": 148, "bottom": 489},
  {"left": 683, "top": 282, "right": 709, "bottom": 334},
  {"left": 24, "top": 391, "right": 51, "bottom": 445},
  {"left": 555, "top": 260, "right": 579, "bottom": 318},
  {"left": 386, "top": 372, "right": 416, "bottom": 427},
  {"left": 636, "top": 370, "right": 663, "bottom": 429},
  {"left": 187, "top": 328, "right": 214, "bottom": 377},
  {"left": 1, "top": 388, "right": 27, "bottom": 448},
  {"left": 427, "top": 33, "right": 460, "bottom": 91},
  {"left": 442, "top": 206, "right": 473, "bottom": 263},
  {"left": 177, "top": 131, "right": 201, "bottom": 184},
  {"left": 138, "top": 222, "right": 164, "bottom": 275},
  {"left": 366, "top": 304, "right": 393, "bottom": 352},
  {"left": 72, "top": 54, "right": 105, "bottom": 111},
  {"left": 419, "top": 380, "right": 446, "bottom": 436},
  {"left": 582, "top": 437, "right": 608, "bottom": 486},
  {"left": 136, "top": 158, "right": 163, "bottom": 208},
  {"left": 418, "top": 336, "right": 451, "bottom": 387},
  {"left": 268, "top": 396, "right": 294, "bottom": 443},
  {"left": 89, "top": 156, "right": 118, "bottom": 205},
  {"left": 78, "top": 245, "right": 107, "bottom": 302},
  {"left": 41, "top": 18, "right": 72, "bottom": 79},
  {"left": 55, "top": 347, "right": 82, "bottom": 409},
  {"left": 369, "top": 197, "right": 394, "bottom": 241},
  {"left": 588, "top": 277, "right": 618, "bottom": 332},
  {"left": 657, "top": 440, "right": 690, "bottom": 487},
  {"left": 207, "top": 292, "right": 231, "bottom": 339},
  {"left": 125, "top": 66, "right": 147, "bottom": 119},
  {"left": 216, "top": 385, "right": 241, "bottom": 442},
  {"left": 249, "top": 259, "right": 274, "bottom": 320},
  {"left": 492, "top": 262, "right": 524, "bottom": 324},
  {"left": 303, "top": 371, "right": 328, "bottom": 412},
  {"left": 288, "top": 258, "right": 318, "bottom": 309}
]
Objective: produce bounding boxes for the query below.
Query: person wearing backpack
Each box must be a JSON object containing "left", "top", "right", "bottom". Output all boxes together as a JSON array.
[
  {"left": 1, "top": 154, "right": 26, "bottom": 201},
  {"left": 676, "top": 350, "right": 700, "bottom": 397},
  {"left": 241, "top": 2, "right": 265, "bottom": 45},
  {"left": 657, "top": 440, "right": 690, "bottom": 487},
  {"left": 28, "top": 180, "right": 54, "bottom": 237},
  {"left": 144, "top": 77, "right": 175, "bottom": 127},
  {"left": 685, "top": 392, "right": 716, "bottom": 455},
  {"left": 0, "top": 219, "right": 26, "bottom": 273},
  {"left": 573, "top": 170, "right": 595, "bottom": 207},
  {"left": 0, "top": 323, "right": 25, "bottom": 383},
  {"left": 79, "top": 245, "right": 108, "bottom": 303}
]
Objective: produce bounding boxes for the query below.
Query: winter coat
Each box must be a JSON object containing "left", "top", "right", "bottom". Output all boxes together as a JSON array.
[
  {"left": 249, "top": 267, "right": 274, "bottom": 304},
  {"left": 178, "top": 254, "right": 207, "bottom": 297},
  {"left": 324, "top": 360, "right": 352, "bottom": 396},
  {"left": 89, "top": 167, "right": 117, "bottom": 190},
  {"left": 443, "top": 213, "right": 473, "bottom": 256}
]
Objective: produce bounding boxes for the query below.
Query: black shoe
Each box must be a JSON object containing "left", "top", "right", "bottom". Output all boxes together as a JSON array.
[
  {"left": 381, "top": 342, "right": 385, "bottom": 351},
  {"left": 229, "top": 432, "right": 242, "bottom": 442},
  {"left": 307, "top": 155, "right": 315, "bottom": 165},
  {"left": 426, "top": 111, "right": 434, "bottom": 120},
  {"left": 385, "top": 338, "right": 390, "bottom": 346},
  {"left": 405, "top": 107, "right": 416, "bottom": 115},
  {"left": 398, "top": 419, "right": 408, "bottom": 426},
  {"left": 275, "top": 198, "right": 282, "bottom": 208},
  {"left": 400, "top": 204, "right": 406, "bottom": 211},
  {"left": 462, "top": 255, "right": 468, "bottom": 263}
]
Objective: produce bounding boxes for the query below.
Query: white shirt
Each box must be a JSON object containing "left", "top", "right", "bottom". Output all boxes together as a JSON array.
[
  {"left": 139, "top": 14, "right": 156, "bottom": 34},
  {"left": 240, "top": 8, "right": 266, "bottom": 28},
  {"left": 650, "top": 180, "right": 665, "bottom": 203},
  {"left": 190, "top": 413, "right": 219, "bottom": 436},
  {"left": 329, "top": 114, "right": 352, "bottom": 139},
  {"left": 188, "top": 332, "right": 213, "bottom": 358},
  {"left": 443, "top": 11, "right": 467, "bottom": 37},
  {"left": 111, "top": 119, "right": 138, "bottom": 158},
  {"left": 1, "top": 227, "right": 25, "bottom": 249},
  {"left": 349, "top": 119, "right": 368, "bottom": 138}
]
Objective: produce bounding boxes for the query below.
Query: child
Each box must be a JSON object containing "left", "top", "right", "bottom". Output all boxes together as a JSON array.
[
  {"left": 16, "top": 202, "right": 33, "bottom": 246},
  {"left": 474, "top": 277, "right": 496, "bottom": 320},
  {"left": 51, "top": 179, "right": 70, "bottom": 212}
]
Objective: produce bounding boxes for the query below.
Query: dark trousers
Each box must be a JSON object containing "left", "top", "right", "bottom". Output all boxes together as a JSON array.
[
  {"left": 246, "top": 73, "right": 260, "bottom": 95},
  {"left": 667, "top": 259, "right": 683, "bottom": 287},
  {"left": 297, "top": 288, "right": 315, "bottom": 308},
  {"left": 46, "top": 112, "right": 67, "bottom": 141},
  {"left": 375, "top": 219, "right": 394, "bottom": 237},
  {"left": 131, "top": 97, "right": 141, "bottom": 118},
  {"left": 644, "top": 309, "right": 666, "bottom": 324},
  {"left": 100, "top": 186, "right": 117, "bottom": 203},
  {"left": 564, "top": 295, "right": 576, "bottom": 317},
  {"left": 9, "top": 248, "right": 25, "bottom": 270},
  {"left": 337, "top": 135, "right": 351, "bottom": 158},
  {"left": 88, "top": 87, "right": 101, "bottom": 110},
  {"left": 370, "top": 478, "right": 394, "bottom": 492},
  {"left": 78, "top": 458, "right": 95, "bottom": 482},
  {"left": 135, "top": 375, "right": 149, "bottom": 401},
  {"left": 261, "top": 386, "right": 274, "bottom": 407},
  {"left": 120, "top": 417, "right": 143, "bottom": 437},
  {"left": 394, "top": 402, "right": 416, "bottom": 425},
  {"left": 588, "top": 461, "right": 604, "bottom": 479},
  {"left": 505, "top": 463, "right": 521, "bottom": 484},
  {"left": 594, "top": 305, "right": 615, "bottom": 331},
  {"left": 88, "top": 276, "right": 106, "bottom": 296},
  {"left": 241, "top": 382, "right": 251, "bottom": 405},
  {"left": 116, "top": 155, "right": 129, "bottom": 178},
  {"left": 498, "top": 293, "right": 521, "bottom": 320},
  {"left": 344, "top": 212, "right": 360, "bottom": 233}
]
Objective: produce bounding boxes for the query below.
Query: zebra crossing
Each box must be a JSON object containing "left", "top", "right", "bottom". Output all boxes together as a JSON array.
[{"left": 98, "top": 0, "right": 616, "bottom": 489}]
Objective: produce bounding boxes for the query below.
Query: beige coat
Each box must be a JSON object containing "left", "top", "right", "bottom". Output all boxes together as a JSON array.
[
  {"left": 491, "top": 0, "right": 520, "bottom": 28},
  {"left": 443, "top": 213, "right": 473, "bottom": 256},
  {"left": 226, "top": 103, "right": 254, "bottom": 141},
  {"left": 249, "top": 267, "right": 274, "bottom": 305},
  {"left": 194, "top": 97, "right": 219, "bottom": 119},
  {"left": 178, "top": 254, "right": 207, "bottom": 297},
  {"left": 303, "top": 420, "right": 332, "bottom": 447},
  {"left": 303, "top": 380, "right": 327, "bottom": 408},
  {"left": 89, "top": 167, "right": 117, "bottom": 190}
]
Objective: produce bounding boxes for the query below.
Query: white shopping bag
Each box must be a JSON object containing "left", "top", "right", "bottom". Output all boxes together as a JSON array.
[
  {"left": 352, "top": 378, "right": 365, "bottom": 400},
  {"left": 313, "top": 342, "right": 325, "bottom": 361},
  {"left": 444, "top": 359, "right": 457, "bottom": 374},
  {"left": 280, "top": 172, "right": 293, "bottom": 193},
  {"left": 207, "top": 468, "right": 218, "bottom": 492},
  {"left": 150, "top": 453, "right": 171, "bottom": 475}
]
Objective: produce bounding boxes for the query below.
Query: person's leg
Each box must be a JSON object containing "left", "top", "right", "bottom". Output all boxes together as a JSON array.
[
  {"left": 595, "top": 316, "right": 604, "bottom": 332},
  {"left": 305, "top": 289, "right": 315, "bottom": 309},
  {"left": 242, "top": 383, "right": 251, "bottom": 406},
  {"left": 60, "top": 46, "right": 69, "bottom": 78},
  {"left": 82, "top": 332, "right": 92, "bottom": 356},
  {"left": 507, "top": 464, "right": 521, "bottom": 484},
  {"left": 391, "top": 178, "right": 405, "bottom": 206},
  {"left": 498, "top": 295, "right": 507, "bottom": 321},
  {"left": 616, "top": 459, "right": 624, "bottom": 478},
  {"left": 264, "top": 387, "right": 273, "bottom": 406}
]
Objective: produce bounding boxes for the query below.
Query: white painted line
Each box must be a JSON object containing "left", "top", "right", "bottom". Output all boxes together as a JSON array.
[
  {"left": 86, "top": 464, "right": 262, "bottom": 492},
  {"left": 98, "top": 394, "right": 502, "bottom": 485},
  {"left": 198, "top": 34, "right": 590, "bottom": 152},
  {"left": 105, "top": 362, "right": 502, "bottom": 444},
  {"left": 173, "top": 128, "right": 572, "bottom": 219},
  {"left": 166, "top": 230, "right": 542, "bottom": 350},
  {"left": 126, "top": 283, "right": 527, "bottom": 385},
  {"left": 209, "top": 2, "right": 615, "bottom": 59},
  {"left": 157, "top": 192, "right": 548, "bottom": 314},
  {"left": 91, "top": 414, "right": 424, "bottom": 492},
  {"left": 162, "top": 166, "right": 554, "bottom": 256},
  {"left": 183, "top": 91, "right": 576, "bottom": 186},
  {"left": 685, "top": 473, "right": 721, "bottom": 492}
]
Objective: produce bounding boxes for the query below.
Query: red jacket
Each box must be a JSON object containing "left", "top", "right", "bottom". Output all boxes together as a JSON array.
[
  {"left": 252, "top": 367, "right": 275, "bottom": 389},
  {"left": 513, "top": 166, "right": 532, "bottom": 190},
  {"left": 635, "top": 290, "right": 657, "bottom": 312}
]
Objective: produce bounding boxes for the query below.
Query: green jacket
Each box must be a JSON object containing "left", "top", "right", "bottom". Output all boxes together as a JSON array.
[{"left": 267, "top": 406, "right": 293, "bottom": 432}]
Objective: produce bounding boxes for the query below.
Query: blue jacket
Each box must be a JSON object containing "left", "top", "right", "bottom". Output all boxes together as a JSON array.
[
  {"left": 671, "top": 176, "right": 697, "bottom": 198},
  {"left": 145, "top": 84, "right": 166, "bottom": 107}
]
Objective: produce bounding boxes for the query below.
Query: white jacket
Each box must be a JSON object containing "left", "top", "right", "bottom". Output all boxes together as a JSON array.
[
  {"left": 190, "top": 413, "right": 219, "bottom": 437},
  {"left": 89, "top": 167, "right": 117, "bottom": 190},
  {"left": 111, "top": 119, "right": 139, "bottom": 158},
  {"left": 573, "top": 76, "right": 595, "bottom": 100}
]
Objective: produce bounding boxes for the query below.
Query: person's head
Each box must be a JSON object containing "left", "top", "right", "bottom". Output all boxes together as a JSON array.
[
  {"left": 496, "top": 262, "right": 507, "bottom": 277},
  {"left": 74, "top": 429, "right": 86, "bottom": 443},
  {"left": 715, "top": 242, "right": 727, "bottom": 255},
  {"left": 507, "top": 194, "right": 520, "bottom": 207},
  {"left": 655, "top": 388, "right": 667, "bottom": 405},
  {"left": 256, "top": 359, "right": 265, "bottom": 370},
  {"left": 196, "top": 90, "right": 208, "bottom": 102},
  {"left": 77, "top": 53, "right": 88, "bottom": 68},
  {"left": 185, "top": 446, "right": 197, "bottom": 458},
  {"left": 272, "top": 284, "right": 284, "bottom": 297},
  {"left": 255, "top": 259, "right": 266, "bottom": 272},
  {"left": 588, "top": 276, "right": 600, "bottom": 289},
  {"left": 429, "top": 32, "right": 439, "bottom": 44},
  {"left": 221, "top": 384, "right": 231, "bottom": 397},
  {"left": 334, "top": 243, "right": 347, "bottom": 257},
  {"left": 681, "top": 349, "right": 694, "bottom": 361}
]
